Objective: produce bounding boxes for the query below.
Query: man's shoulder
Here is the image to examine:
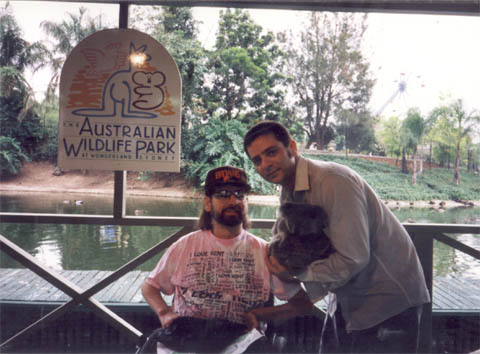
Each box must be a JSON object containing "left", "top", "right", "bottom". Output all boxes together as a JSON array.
[
  {"left": 243, "top": 231, "right": 268, "bottom": 246},
  {"left": 176, "top": 229, "right": 207, "bottom": 244}
]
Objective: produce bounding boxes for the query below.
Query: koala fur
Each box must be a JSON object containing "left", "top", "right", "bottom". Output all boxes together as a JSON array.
[{"left": 269, "top": 202, "right": 333, "bottom": 276}]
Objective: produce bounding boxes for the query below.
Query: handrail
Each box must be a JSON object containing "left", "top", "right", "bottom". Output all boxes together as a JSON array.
[
  {"left": 0, "top": 223, "right": 195, "bottom": 349},
  {"left": 2, "top": 1, "right": 479, "bottom": 351},
  {"left": 1, "top": 211, "right": 479, "bottom": 352}
]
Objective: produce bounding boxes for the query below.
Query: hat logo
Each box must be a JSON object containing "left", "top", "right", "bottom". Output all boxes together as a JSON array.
[{"left": 215, "top": 169, "right": 241, "bottom": 183}]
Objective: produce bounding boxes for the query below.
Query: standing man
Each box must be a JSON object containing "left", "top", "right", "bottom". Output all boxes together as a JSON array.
[
  {"left": 243, "top": 121, "right": 430, "bottom": 353},
  {"left": 141, "top": 165, "right": 312, "bottom": 352}
]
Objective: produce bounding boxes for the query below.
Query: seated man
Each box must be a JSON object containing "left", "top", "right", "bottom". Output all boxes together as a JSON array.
[{"left": 141, "top": 166, "right": 313, "bottom": 353}]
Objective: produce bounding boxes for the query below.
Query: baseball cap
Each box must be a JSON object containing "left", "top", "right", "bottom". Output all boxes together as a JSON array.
[{"left": 204, "top": 166, "right": 251, "bottom": 195}]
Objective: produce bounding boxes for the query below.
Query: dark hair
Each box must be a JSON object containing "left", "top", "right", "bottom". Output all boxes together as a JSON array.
[
  {"left": 197, "top": 209, "right": 213, "bottom": 231},
  {"left": 197, "top": 207, "right": 251, "bottom": 231},
  {"left": 243, "top": 120, "right": 292, "bottom": 157}
]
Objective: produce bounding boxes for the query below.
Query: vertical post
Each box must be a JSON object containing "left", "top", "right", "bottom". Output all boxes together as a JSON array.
[
  {"left": 113, "top": 171, "right": 126, "bottom": 219},
  {"left": 119, "top": 3, "right": 129, "bottom": 29},
  {"left": 409, "top": 229, "right": 433, "bottom": 353},
  {"left": 113, "top": 3, "right": 129, "bottom": 219}
]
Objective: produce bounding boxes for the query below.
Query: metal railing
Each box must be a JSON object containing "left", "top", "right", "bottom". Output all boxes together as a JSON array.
[
  {"left": 1, "top": 206, "right": 479, "bottom": 352},
  {"left": 2, "top": 3, "right": 480, "bottom": 350}
]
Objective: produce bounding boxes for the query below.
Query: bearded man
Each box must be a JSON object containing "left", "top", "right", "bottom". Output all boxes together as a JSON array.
[{"left": 141, "top": 165, "right": 312, "bottom": 353}]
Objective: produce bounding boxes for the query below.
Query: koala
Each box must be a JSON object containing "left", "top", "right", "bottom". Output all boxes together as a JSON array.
[{"left": 269, "top": 202, "right": 333, "bottom": 276}]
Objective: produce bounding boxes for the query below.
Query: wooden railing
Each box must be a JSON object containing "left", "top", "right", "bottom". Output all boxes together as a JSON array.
[{"left": 1, "top": 208, "right": 479, "bottom": 352}]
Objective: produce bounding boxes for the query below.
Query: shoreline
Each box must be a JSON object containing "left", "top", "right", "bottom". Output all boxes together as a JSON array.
[
  {"left": 0, "top": 185, "right": 281, "bottom": 205},
  {"left": 0, "top": 186, "right": 477, "bottom": 209},
  {"left": 0, "top": 162, "right": 477, "bottom": 209}
]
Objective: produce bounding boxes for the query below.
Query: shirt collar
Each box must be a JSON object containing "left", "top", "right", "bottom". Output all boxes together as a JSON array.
[{"left": 294, "top": 156, "right": 310, "bottom": 192}]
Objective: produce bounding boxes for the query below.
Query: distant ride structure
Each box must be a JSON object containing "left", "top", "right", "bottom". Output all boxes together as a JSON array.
[{"left": 376, "top": 72, "right": 425, "bottom": 117}]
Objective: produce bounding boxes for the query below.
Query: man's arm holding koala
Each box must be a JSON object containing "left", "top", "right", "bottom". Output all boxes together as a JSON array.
[
  {"left": 264, "top": 246, "right": 298, "bottom": 283},
  {"left": 269, "top": 203, "right": 333, "bottom": 277},
  {"left": 245, "top": 285, "right": 313, "bottom": 329}
]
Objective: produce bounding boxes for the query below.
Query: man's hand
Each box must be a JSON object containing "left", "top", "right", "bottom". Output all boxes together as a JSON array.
[
  {"left": 244, "top": 311, "right": 259, "bottom": 331},
  {"left": 265, "top": 246, "right": 297, "bottom": 283},
  {"left": 245, "top": 311, "right": 267, "bottom": 335},
  {"left": 158, "top": 308, "right": 180, "bottom": 328}
]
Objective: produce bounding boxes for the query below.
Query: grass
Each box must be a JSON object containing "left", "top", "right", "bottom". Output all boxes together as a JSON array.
[{"left": 305, "top": 154, "right": 480, "bottom": 202}]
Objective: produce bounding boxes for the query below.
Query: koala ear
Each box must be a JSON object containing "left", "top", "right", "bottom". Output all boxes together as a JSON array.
[{"left": 279, "top": 203, "right": 291, "bottom": 215}]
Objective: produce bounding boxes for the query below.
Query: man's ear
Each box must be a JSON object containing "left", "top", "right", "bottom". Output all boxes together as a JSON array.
[
  {"left": 204, "top": 196, "right": 212, "bottom": 213},
  {"left": 289, "top": 139, "right": 298, "bottom": 157}
]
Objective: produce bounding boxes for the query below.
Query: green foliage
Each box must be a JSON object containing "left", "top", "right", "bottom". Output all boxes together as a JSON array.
[
  {"left": 0, "top": 5, "right": 46, "bottom": 72},
  {"left": 33, "top": 97, "right": 59, "bottom": 162},
  {"left": 203, "top": 9, "right": 287, "bottom": 124},
  {"left": 1, "top": 7, "right": 47, "bottom": 163},
  {"left": 40, "top": 6, "right": 108, "bottom": 100},
  {"left": 335, "top": 109, "right": 377, "bottom": 153},
  {"left": 280, "top": 12, "right": 374, "bottom": 149},
  {"left": 305, "top": 153, "right": 480, "bottom": 201},
  {"left": 162, "top": 7, "right": 196, "bottom": 39},
  {"left": 433, "top": 143, "right": 455, "bottom": 168},
  {"left": 182, "top": 117, "right": 275, "bottom": 194},
  {"left": 402, "top": 108, "right": 425, "bottom": 155},
  {"left": 30, "top": 117, "right": 58, "bottom": 163},
  {"left": 377, "top": 116, "right": 402, "bottom": 158},
  {"left": 0, "top": 136, "right": 29, "bottom": 178},
  {"left": 131, "top": 6, "right": 206, "bottom": 129}
]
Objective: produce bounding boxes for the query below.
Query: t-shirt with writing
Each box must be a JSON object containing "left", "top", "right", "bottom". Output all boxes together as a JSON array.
[{"left": 146, "top": 229, "right": 300, "bottom": 325}]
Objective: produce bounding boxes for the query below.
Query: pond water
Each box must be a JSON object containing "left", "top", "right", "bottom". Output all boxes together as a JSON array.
[{"left": 0, "top": 192, "right": 479, "bottom": 279}]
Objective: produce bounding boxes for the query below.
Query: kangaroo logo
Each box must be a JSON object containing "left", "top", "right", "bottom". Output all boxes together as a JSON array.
[{"left": 72, "top": 43, "right": 166, "bottom": 119}]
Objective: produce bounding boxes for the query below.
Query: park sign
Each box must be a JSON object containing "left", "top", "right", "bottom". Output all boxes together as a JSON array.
[{"left": 58, "top": 28, "right": 181, "bottom": 172}]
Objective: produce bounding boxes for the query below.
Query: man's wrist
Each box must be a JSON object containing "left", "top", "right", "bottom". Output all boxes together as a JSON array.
[{"left": 156, "top": 307, "right": 171, "bottom": 317}]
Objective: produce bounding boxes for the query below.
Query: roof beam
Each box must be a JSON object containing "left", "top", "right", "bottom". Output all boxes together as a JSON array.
[{"left": 51, "top": 0, "right": 480, "bottom": 16}]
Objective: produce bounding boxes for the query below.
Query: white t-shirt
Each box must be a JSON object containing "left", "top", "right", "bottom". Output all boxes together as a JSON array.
[{"left": 146, "top": 229, "right": 300, "bottom": 325}]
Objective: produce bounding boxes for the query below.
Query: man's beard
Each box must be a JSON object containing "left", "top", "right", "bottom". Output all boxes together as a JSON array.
[{"left": 211, "top": 206, "right": 243, "bottom": 226}]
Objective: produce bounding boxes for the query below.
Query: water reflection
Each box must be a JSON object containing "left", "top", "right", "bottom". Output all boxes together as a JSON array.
[{"left": 1, "top": 193, "right": 478, "bottom": 279}]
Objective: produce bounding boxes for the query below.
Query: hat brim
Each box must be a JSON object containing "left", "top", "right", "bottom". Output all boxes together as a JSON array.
[{"left": 207, "top": 182, "right": 251, "bottom": 194}]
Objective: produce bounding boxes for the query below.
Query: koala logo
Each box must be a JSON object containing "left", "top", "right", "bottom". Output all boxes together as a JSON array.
[{"left": 132, "top": 71, "right": 166, "bottom": 110}]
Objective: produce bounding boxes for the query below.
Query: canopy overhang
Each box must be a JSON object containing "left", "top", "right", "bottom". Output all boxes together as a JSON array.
[{"left": 49, "top": 0, "right": 480, "bottom": 16}]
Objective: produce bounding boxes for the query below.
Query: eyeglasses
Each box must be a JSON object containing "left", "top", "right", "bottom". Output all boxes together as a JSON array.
[{"left": 212, "top": 189, "right": 246, "bottom": 200}]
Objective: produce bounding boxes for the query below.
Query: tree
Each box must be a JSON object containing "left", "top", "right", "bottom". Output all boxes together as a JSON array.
[
  {"left": 0, "top": 136, "right": 29, "bottom": 178},
  {"left": 431, "top": 99, "right": 480, "bottom": 184},
  {"left": 424, "top": 108, "right": 441, "bottom": 168},
  {"left": 430, "top": 114, "right": 456, "bottom": 168},
  {"left": 40, "top": 7, "right": 107, "bottom": 101},
  {"left": 131, "top": 6, "right": 206, "bottom": 129},
  {"left": 401, "top": 108, "right": 425, "bottom": 184},
  {"left": 203, "top": 9, "right": 287, "bottom": 123},
  {"left": 1, "top": 3, "right": 45, "bottom": 124},
  {"left": 378, "top": 116, "right": 402, "bottom": 161},
  {"left": 280, "top": 12, "right": 374, "bottom": 149},
  {"left": 335, "top": 109, "right": 377, "bottom": 153},
  {"left": 182, "top": 117, "right": 275, "bottom": 194},
  {"left": 162, "top": 6, "right": 196, "bottom": 39},
  {"left": 0, "top": 4, "right": 46, "bottom": 169}
]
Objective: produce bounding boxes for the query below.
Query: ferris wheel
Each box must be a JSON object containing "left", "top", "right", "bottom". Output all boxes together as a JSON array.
[{"left": 376, "top": 72, "right": 425, "bottom": 117}]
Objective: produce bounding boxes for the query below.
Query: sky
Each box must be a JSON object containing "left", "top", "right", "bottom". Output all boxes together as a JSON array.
[{"left": 5, "top": 1, "right": 480, "bottom": 120}]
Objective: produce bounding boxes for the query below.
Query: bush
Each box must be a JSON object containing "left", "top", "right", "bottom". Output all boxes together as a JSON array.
[
  {"left": 306, "top": 153, "right": 480, "bottom": 201},
  {"left": 0, "top": 136, "right": 30, "bottom": 178},
  {"left": 30, "top": 121, "right": 58, "bottom": 163},
  {"left": 182, "top": 117, "right": 275, "bottom": 195}
]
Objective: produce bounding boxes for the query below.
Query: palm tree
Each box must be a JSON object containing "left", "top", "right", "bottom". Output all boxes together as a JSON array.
[
  {"left": 1, "top": 3, "right": 47, "bottom": 174},
  {"left": 401, "top": 108, "right": 425, "bottom": 184},
  {"left": 424, "top": 108, "right": 441, "bottom": 169},
  {"left": 1, "top": 3, "right": 46, "bottom": 119},
  {"left": 432, "top": 99, "right": 480, "bottom": 185},
  {"left": 40, "top": 7, "right": 106, "bottom": 101}
]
